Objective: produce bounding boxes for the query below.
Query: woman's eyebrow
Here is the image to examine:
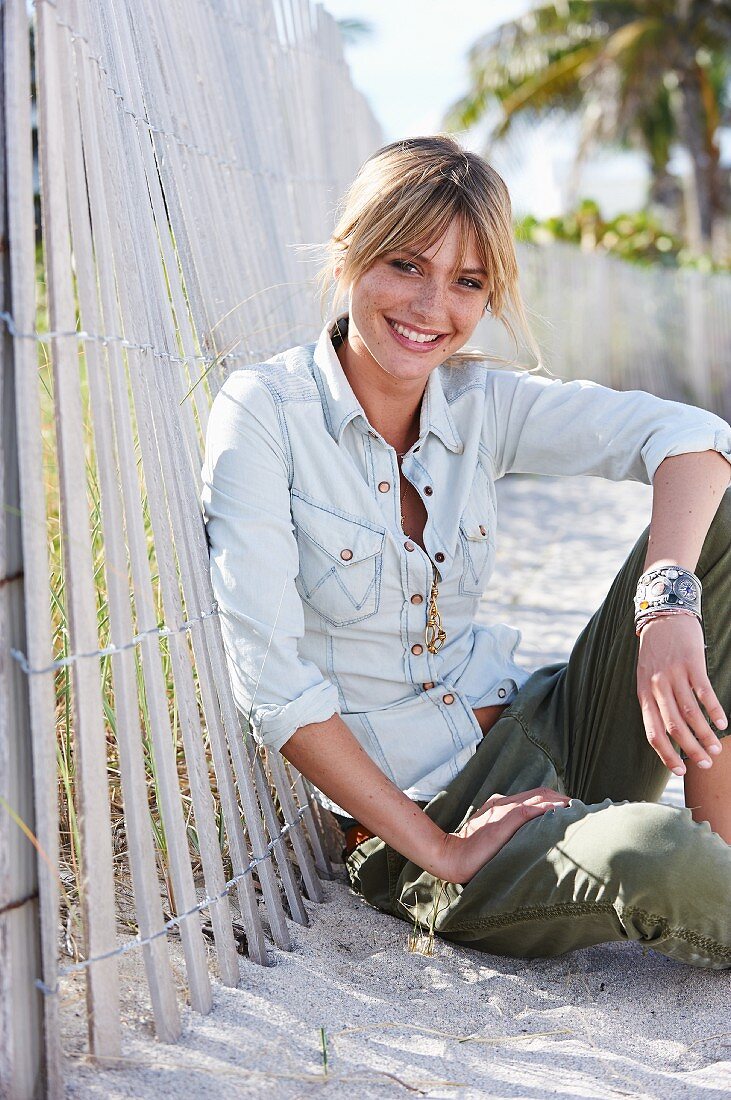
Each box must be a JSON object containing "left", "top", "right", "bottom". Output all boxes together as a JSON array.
[{"left": 396, "top": 248, "right": 488, "bottom": 277}]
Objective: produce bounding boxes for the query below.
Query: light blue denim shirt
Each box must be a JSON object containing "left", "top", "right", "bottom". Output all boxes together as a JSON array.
[{"left": 201, "top": 317, "right": 731, "bottom": 811}]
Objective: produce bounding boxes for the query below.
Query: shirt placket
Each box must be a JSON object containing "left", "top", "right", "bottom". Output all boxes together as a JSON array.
[
  {"left": 364, "top": 429, "right": 433, "bottom": 684},
  {"left": 399, "top": 449, "right": 451, "bottom": 697}
]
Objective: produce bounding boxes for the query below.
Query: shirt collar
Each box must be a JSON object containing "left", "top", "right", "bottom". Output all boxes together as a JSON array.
[{"left": 312, "top": 316, "right": 463, "bottom": 454}]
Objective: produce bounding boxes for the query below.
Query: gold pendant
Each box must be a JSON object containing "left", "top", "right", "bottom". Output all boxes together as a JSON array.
[{"left": 426, "top": 567, "right": 446, "bottom": 654}]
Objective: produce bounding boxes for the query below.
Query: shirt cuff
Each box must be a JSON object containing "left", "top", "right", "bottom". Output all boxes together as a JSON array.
[
  {"left": 247, "top": 679, "right": 341, "bottom": 753},
  {"left": 642, "top": 425, "right": 731, "bottom": 484}
]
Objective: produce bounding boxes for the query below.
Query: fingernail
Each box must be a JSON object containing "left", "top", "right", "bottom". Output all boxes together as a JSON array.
[
  {"left": 716, "top": 718, "right": 728, "bottom": 730},
  {"left": 672, "top": 766, "right": 686, "bottom": 776},
  {"left": 697, "top": 759, "right": 712, "bottom": 770},
  {"left": 709, "top": 743, "right": 722, "bottom": 755}
]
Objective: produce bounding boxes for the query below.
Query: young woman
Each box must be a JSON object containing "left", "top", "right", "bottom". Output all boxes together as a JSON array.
[{"left": 202, "top": 136, "right": 731, "bottom": 968}]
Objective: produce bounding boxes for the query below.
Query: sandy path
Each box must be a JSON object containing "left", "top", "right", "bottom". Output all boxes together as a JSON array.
[{"left": 63, "top": 475, "right": 729, "bottom": 1098}]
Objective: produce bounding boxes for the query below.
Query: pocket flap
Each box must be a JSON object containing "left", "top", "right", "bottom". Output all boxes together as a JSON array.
[
  {"left": 459, "top": 516, "right": 490, "bottom": 542},
  {"left": 292, "top": 494, "right": 385, "bottom": 565}
]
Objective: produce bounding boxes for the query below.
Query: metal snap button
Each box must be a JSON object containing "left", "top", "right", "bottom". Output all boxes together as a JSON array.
[
  {"left": 340, "top": 548, "right": 353, "bottom": 561},
  {"left": 378, "top": 481, "right": 390, "bottom": 493},
  {"left": 404, "top": 541, "right": 415, "bottom": 552},
  {"left": 424, "top": 485, "right": 433, "bottom": 496},
  {"left": 442, "top": 693, "right": 455, "bottom": 705},
  {"left": 423, "top": 681, "right": 435, "bottom": 690},
  {"left": 479, "top": 525, "right": 487, "bottom": 536},
  {"left": 411, "top": 643, "right": 424, "bottom": 655},
  {"left": 410, "top": 593, "right": 423, "bottom": 605},
  {"left": 498, "top": 687, "right": 507, "bottom": 699},
  {"left": 434, "top": 551, "right": 445, "bottom": 563}
]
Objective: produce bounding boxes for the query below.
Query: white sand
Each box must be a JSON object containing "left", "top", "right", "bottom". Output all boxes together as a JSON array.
[{"left": 63, "top": 475, "right": 730, "bottom": 1098}]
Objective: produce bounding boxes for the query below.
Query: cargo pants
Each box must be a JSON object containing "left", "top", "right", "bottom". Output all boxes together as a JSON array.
[{"left": 343, "top": 491, "right": 731, "bottom": 969}]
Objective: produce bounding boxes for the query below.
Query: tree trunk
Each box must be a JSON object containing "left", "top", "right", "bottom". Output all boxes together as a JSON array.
[{"left": 674, "top": 62, "right": 722, "bottom": 252}]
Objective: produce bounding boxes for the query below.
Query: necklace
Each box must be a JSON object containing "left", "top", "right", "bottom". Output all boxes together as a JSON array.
[
  {"left": 397, "top": 453, "right": 410, "bottom": 534},
  {"left": 399, "top": 483, "right": 411, "bottom": 534},
  {"left": 395, "top": 455, "right": 446, "bottom": 653}
]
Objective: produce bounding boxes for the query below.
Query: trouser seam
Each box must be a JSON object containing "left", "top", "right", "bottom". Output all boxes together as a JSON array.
[
  {"left": 508, "top": 708, "right": 568, "bottom": 790},
  {"left": 442, "top": 899, "right": 731, "bottom": 961}
]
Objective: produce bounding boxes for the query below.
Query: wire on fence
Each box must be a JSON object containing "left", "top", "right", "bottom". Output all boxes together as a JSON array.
[
  {"left": 35, "top": 804, "right": 310, "bottom": 997},
  {"left": 10, "top": 605, "right": 220, "bottom": 676}
]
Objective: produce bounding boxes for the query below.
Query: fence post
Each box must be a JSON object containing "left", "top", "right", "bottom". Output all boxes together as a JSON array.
[
  {"left": 0, "top": 24, "right": 45, "bottom": 1094},
  {"left": 1, "top": 2, "right": 62, "bottom": 1095}
]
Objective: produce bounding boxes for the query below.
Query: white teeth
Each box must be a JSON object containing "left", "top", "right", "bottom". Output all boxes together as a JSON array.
[{"left": 389, "top": 320, "right": 440, "bottom": 344}]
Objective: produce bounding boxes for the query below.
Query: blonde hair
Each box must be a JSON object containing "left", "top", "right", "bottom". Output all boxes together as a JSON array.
[{"left": 317, "top": 134, "right": 542, "bottom": 369}]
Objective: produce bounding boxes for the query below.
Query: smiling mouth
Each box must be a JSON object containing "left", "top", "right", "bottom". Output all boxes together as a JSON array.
[{"left": 386, "top": 318, "right": 448, "bottom": 348}]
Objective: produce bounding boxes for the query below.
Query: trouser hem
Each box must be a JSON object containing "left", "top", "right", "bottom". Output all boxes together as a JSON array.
[{"left": 438, "top": 900, "right": 731, "bottom": 964}]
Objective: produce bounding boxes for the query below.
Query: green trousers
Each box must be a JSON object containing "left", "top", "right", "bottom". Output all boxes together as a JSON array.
[{"left": 346, "top": 490, "right": 731, "bottom": 969}]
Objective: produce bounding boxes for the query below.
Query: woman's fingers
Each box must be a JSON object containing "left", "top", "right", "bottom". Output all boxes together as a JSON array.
[
  {"left": 692, "top": 680, "right": 728, "bottom": 741},
  {"left": 480, "top": 788, "right": 568, "bottom": 811},
  {"left": 654, "top": 687, "right": 713, "bottom": 769},
  {"left": 640, "top": 674, "right": 721, "bottom": 772},
  {"left": 639, "top": 691, "right": 685, "bottom": 774},
  {"left": 673, "top": 683, "right": 723, "bottom": 757}
]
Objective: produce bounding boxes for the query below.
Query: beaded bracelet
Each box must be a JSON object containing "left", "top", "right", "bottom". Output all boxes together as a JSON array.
[{"left": 635, "top": 607, "right": 701, "bottom": 638}]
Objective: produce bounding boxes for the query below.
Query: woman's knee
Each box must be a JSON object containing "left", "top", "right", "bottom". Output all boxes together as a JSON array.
[{"left": 576, "top": 801, "right": 730, "bottom": 917}]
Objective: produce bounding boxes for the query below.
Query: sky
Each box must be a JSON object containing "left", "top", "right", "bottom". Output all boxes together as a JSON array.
[
  {"left": 320, "top": 0, "right": 534, "bottom": 141},
  {"left": 319, "top": 0, "right": 651, "bottom": 217}
]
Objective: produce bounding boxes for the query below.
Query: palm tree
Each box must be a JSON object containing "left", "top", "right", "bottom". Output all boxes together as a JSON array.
[
  {"left": 445, "top": 0, "right": 731, "bottom": 252},
  {"left": 336, "top": 18, "right": 375, "bottom": 47}
]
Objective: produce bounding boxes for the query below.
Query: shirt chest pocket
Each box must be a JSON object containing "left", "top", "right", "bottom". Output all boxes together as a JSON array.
[
  {"left": 291, "top": 493, "right": 385, "bottom": 627},
  {"left": 458, "top": 468, "right": 496, "bottom": 597}
]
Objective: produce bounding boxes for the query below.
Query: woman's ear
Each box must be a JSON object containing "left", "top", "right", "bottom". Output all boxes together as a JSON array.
[{"left": 333, "top": 259, "right": 344, "bottom": 281}]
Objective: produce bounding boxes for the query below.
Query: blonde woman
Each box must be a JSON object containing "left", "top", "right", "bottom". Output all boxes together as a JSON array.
[{"left": 202, "top": 136, "right": 731, "bottom": 968}]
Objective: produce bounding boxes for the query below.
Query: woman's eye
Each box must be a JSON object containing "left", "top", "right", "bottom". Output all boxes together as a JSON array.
[
  {"left": 391, "top": 259, "right": 419, "bottom": 274},
  {"left": 458, "top": 277, "right": 484, "bottom": 290}
]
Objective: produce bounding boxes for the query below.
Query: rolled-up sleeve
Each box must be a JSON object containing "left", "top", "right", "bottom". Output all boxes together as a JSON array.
[
  {"left": 484, "top": 371, "right": 731, "bottom": 483},
  {"left": 201, "top": 370, "right": 340, "bottom": 752}
]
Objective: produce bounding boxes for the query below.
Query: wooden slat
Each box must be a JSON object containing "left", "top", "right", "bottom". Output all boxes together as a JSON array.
[
  {"left": 35, "top": 0, "right": 121, "bottom": 1057},
  {"left": 267, "top": 752, "right": 324, "bottom": 904},
  {"left": 249, "top": 745, "right": 309, "bottom": 927},
  {"left": 289, "top": 767, "right": 335, "bottom": 881},
  {"left": 1, "top": 3, "right": 62, "bottom": 1093}
]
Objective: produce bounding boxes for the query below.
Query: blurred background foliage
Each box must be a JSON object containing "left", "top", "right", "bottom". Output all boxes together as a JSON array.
[
  {"left": 445, "top": 0, "right": 731, "bottom": 262},
  {"left": 516, "top": 198, "right": 730, "bottom": 270}
]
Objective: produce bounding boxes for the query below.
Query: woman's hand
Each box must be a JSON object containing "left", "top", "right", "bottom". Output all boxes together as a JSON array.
[
  {"left": 636, "top": 614, "right": 727, "bottom": 775},
  {"left": 438, "top": 788, "right": 571, "bottom": 884}
]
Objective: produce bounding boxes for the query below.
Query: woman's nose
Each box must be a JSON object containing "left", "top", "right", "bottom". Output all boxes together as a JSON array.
[{"left": 410, "top": 278, "right": 445, "bottom": 321}]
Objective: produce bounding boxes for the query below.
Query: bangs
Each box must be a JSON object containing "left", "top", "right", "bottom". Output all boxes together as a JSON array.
[{"left": 370, "top": 187, "right": 492, "bottom": 286}]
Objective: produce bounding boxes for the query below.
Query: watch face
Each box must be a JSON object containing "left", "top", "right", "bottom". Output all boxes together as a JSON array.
[{"left": 676, "top": 578, "right": 697, "bottom": 601}]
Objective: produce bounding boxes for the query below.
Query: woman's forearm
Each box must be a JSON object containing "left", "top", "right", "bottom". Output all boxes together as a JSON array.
[
  {"left": 280, "top": 713, "right": 451, "bottom": 877},
  {"left": 644, "top": 450, "right": 731, "bottom": 572}
]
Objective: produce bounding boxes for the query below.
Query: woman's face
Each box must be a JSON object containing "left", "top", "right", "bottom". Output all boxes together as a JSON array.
[{"left": 342, "top": 219, "right": 491, "bottom": 385}]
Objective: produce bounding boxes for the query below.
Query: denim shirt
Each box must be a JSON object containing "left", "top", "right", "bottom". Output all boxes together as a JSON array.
[{"left": 201, "top": 317, "right": 731, "bottom": 811}]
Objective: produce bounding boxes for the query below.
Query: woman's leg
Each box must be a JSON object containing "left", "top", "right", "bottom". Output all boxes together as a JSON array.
[{"left": 347, "top": 490, "right": 731, "bottom": 967}]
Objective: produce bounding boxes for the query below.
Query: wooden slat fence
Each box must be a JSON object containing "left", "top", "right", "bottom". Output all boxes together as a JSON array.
[
  {"left": 480, "top": 242, "right": 731, "bottom": 419},
  {"left": 1, "top": 0, "right": 381, "bottom": 1094}
]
